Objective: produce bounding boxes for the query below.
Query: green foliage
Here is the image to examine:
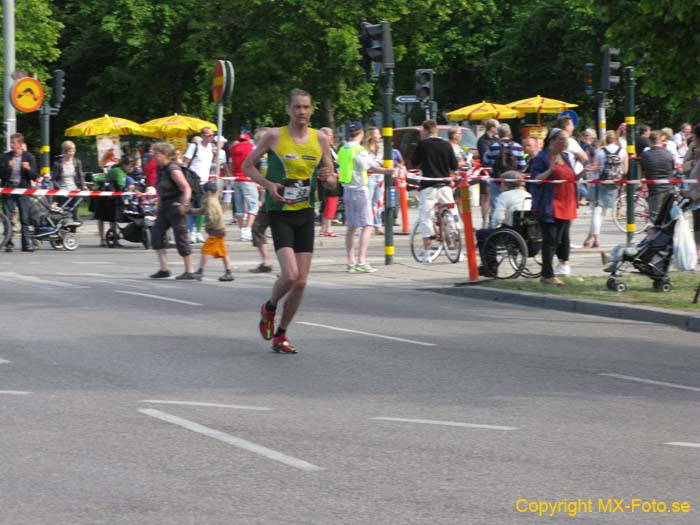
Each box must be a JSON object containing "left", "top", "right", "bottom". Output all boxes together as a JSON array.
[
  {"left": 592, "top": 0, "right": 700, "bottom": 124},
  {"left": 5, "top": 0, "right": 695, "bottom": 148}
]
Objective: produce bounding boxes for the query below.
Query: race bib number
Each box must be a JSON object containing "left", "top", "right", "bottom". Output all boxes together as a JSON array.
[{"left": 283, "top": 180, "right": 311, "bottom": 203}]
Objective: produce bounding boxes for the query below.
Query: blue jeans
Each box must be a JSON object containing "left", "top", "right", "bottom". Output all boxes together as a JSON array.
[
  {"left": 3, "top": 194, "right": 31, "bottom": 249},
  {"left": 367, "top": 173, "right": 383, "bottom": 226},
  {"left": 233, "top": 181, "right": 259, "bottom": 218}
]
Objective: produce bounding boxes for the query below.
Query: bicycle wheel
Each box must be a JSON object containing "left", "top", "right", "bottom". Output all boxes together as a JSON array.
[
  {"left": 410, "top": 221, "right": 443, "bottom": 263},
  {"left": 483, "top": 229, "right": 527, "bottom": 279},
  {"left": 0, "top": 213, "right": 10, "bottom": 249},
  {"left": 440, "top": 210, "right": 462, "bottom": 263},
  {"left": 613, "top": 189, "right": 649, "bottom": 234}
]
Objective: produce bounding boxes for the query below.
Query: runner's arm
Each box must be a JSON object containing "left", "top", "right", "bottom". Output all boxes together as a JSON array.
[
  {"left": 316, "top": 131, "right": 337, "bottom": 190},
  {"left": 243, "top": 129, "right": 284, "bottom": 201}
]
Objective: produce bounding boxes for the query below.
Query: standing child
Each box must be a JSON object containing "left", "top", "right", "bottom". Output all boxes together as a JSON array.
[{"left": 192, "top": 182, "right": 234, "bottom": 281}]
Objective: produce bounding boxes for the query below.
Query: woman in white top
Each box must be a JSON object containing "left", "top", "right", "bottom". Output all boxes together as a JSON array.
[
  {"left": 583, "top": 131, "right": 628, "bottom": 248},
  {"left": 51, "top": 140, "right": 86, "bottom": 217}
]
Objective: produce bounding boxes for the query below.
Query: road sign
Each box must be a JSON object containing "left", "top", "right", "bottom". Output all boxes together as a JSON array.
[
  {"left": 11, "top": 77, "right": 44, "bottom": 113},
  {"left": 558, "top": 109, "right": 579, "bottom": 128},
  {"left": 396, "top": 95, "right": 418, "bottom": 104}
]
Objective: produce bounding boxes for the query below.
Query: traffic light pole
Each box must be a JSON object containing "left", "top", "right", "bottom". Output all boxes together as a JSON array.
[
  {"left": 39, "top": 104, "right": 59, "bottom": 177},
  {"left": 596, "top": 90, "right": 606, "bottom": 141},
  {"left": 624, "top": 66, "right": 636, "bottom": 246},
  {"left": 382, "top": 67, "right": 395, "bottom": 265}
]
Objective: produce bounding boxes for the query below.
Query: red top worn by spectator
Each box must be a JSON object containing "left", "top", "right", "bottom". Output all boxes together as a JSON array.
[
  {"left": 552, "top": 160, "right": 577, "bottom": 220},
  {"left": 229, "top": 133, "right": 254, "bottom": 182},
  {"left": 144, "top": 156, "right": 158, "bottom": 188}
]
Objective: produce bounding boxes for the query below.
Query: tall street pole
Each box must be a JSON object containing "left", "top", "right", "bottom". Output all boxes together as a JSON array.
[
  {"left": 3, "top": 0, "right": 17, "bottom": 150},
  {"left": 382, "top": 67, "right": 395, "bottom": 265},
  {"left": 624, "top": 66, "right": 637, "bottom": 246}
]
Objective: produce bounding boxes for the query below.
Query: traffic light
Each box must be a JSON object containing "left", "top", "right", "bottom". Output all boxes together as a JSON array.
[
  {"left": 50, "top": 69, "right": 65, "bottom": 108},
  {"left": 357, "top": 21, "right": 394, "bottom": 81},
  {"left": 600, "top": 47, "right": 620, "bottom": 91},
  {"left": 584, "top": 63, "right": 594, "bottom": 95},
  {"left": 415, "top": 69, "right": 433, "bottom": 101}
]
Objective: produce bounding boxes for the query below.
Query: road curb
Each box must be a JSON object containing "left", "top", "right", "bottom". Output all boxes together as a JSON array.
[{"left": 425, "top": 285, "right": 700, "bottom": 333}]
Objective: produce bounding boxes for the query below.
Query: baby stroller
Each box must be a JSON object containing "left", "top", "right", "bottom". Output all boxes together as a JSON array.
[
  {"left": 105, "top": 188, "right": 156, "bottom": 249},
  {"left": 28, "top": 196, "right": 83, "bottom": 251},
  {"left": 603, "top": 193, "right": 691, "bottom": 292}
]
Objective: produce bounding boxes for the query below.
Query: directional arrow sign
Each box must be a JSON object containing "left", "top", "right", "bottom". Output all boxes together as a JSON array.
[{"left": 396, "top": 95, "right": 418, "bottom": 104}]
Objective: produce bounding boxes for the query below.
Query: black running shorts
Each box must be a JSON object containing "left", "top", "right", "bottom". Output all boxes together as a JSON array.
[{"left": 268, "top": 208, "right": 315, "bottom": 253}]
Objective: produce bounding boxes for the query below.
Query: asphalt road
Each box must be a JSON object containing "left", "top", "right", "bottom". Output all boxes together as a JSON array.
[{"left": 1, "top": 229, "right": 699, "bottom": 524}]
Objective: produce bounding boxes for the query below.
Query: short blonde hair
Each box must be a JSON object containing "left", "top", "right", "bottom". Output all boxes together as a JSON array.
[
  {"left": 61, "top": 140, "right": 76, "bottom": 154},
  {"left": 152, "top": 142, "right": 177, "bottom": 161}
]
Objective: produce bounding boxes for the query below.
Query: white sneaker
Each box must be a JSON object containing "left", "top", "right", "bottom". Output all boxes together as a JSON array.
[
  {"left": 458, "top": 252, "right": 466, "bottom": 262},
  {"left": 189, "top": 233, "right": 196, "bottom": 244},
  {"left": 197, "top": 232, "right": 206, "bottom": 243},
  {"left": 554, "top": 263, "right": 571, "bottom": 277},
  {"left": 420, "top": 250, "right": 432, "bottom": 264},
  {"left": 241, "top": 228, "right": 252, "bottom": 241}
]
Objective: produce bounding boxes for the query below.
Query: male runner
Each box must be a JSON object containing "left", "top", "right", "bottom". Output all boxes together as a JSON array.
[{"left": 243, "top": 88, "right": 335, "bottom": 353}]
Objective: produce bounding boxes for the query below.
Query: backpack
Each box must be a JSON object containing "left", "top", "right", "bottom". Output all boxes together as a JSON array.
[
  {"left": 601, "top": 146, "right": 624, "bottom": 180},
  {"left": 493, "top": 141, "right": 518, "bottom": 176},
  {"left": 337, "top": 143, "right": 366, "bottom": 184},
  {"left": 181, "top": 165, "right": 203, "bottom": 207}
]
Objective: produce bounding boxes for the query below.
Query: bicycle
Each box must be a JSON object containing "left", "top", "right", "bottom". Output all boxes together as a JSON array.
[
  {"left": 0, "top": 212, "right": 10, "bottom": 249},
  {"left": 612, "top": 184, "right": 649, "bottom": 234},
  {"left": 410, "top": 200, "right": 463, "bottom": 263}
]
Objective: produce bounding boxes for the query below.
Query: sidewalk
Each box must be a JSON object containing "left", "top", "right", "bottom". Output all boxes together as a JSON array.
[{"left": 72, "top": 206, "right": 700, "bottom": 332}]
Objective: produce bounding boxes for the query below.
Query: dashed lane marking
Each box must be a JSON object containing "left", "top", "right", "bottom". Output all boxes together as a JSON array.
[
  {"left": 0, "top": 272, "right": 89, "bottom": 289},
  {"left": 372, "top": 417, "right": 518, "bottom": 431},
  {"left": 665, "top": 442, "right": 700, "bottom": 449},
  {"left": 141, "top": 400, "right": 272, "bottom": 411},
  {"left": 0, "top": 359, "right": 10, "bottom": 365},
  {"left": 601, "top": 373, "right": 700, "bottom": 393},
  {"left": 298, "top": 321, "right": 436, "bottom": 347},
  {"left": 139, "top": 409, "right": 323, "bottom": 472},
  {"left": 0, "top": 391, "right": 32, "bottom": 395},
  {"left": 114, "top": 291, "right": 203, "bottom": 306}
]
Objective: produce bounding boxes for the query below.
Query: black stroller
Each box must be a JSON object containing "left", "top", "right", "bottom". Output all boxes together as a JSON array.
[
  {"left": 105, "top": 192, "right": 156, "bottom": 249},
  {"left": 603, "top": 193, "right": 691, "bottom": 292},
  {"left": 28, "top": 196, "right": 83, "bottom": 251}
]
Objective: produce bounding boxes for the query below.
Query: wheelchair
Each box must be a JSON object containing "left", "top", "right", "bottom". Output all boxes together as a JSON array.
[{"left": 480, "top": 208, "right": 543, "bottom": 279}]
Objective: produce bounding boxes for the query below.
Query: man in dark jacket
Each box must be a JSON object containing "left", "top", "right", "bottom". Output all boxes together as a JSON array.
[
  {"left": 640, "top": 130, "right": 675, "bottom": 221},
  {"left": 0, "top": 133, "right": 39, "bottom": 252}
]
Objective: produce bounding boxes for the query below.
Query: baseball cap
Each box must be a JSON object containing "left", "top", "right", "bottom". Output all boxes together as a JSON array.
[
  {"left": 238, "top": 132, "right": 251, "bottom": 141},
  {"left": 348, "top": 121, "right": 363, "bottom": 133},
  {"left": 202, "top": 181, "right": 217, "bottom": 193}
]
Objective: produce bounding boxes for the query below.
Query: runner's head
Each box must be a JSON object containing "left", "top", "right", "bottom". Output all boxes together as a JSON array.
[{"left": 286, "top": 89, "right": 313, "bottom": 126}]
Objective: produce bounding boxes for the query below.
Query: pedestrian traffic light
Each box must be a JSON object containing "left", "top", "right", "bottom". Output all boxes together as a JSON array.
[
  {"left": 600, "top": 47, "right": 620, "bottom": 91},
  {"left": 357, "top": 21, "right": 394, "bottom": 81},
  {"left": 415, "top": 69, "right": 433, "bottom": 102},
  {"left": 50, "top": 69, "right": 65, "bottom": 109},
  {"left": 584, "top": 63, "right": 594, "bottom": 95}
]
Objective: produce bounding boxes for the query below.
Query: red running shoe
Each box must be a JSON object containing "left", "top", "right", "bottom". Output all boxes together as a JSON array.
[
  {"left": 272, "top": 333, "right": 297, "bottom": 354},
  {"left": 259, "top": 302, "right": 275, "bottom": 341}
]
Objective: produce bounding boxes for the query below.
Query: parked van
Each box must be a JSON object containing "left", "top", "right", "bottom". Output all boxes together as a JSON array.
[{"left": 393, "top": 125, "right": 478, "bottom": 169}]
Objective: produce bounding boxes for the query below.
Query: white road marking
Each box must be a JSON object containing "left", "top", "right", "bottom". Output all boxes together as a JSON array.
[
  {"left": 0, "top": 391, "right": 32, "bottom": 395},
  {"left": 600, "top": 373, "right": 700, "bottom": 393},
  {"left": 115, "top": 290, "right": 203, "bottom": 306},
  {"left": 665, "top": 442, "right": 700, "bottom": 449},
  {"left": 73, "top": 261, "right": 115, "bottom": 265},
  {"left": 0, "top": 272, "right": 89, "bottom": 289},
  {"left": 139, "top": 409, "right": 323, "bottom": 472},
  {"left": 298, "top": 321, "right": 436, "bottom": 347},
  {"left": 0, "top": 359, "right": 10, "bottom": 365},
  {"left": 141, "top": 400, "right": 272, "bottom": 411},
  {"left": 372, "top": 417, "right": 518, "bottom": 431}
]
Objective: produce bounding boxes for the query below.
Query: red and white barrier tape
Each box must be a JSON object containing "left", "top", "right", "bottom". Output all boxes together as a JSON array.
[{"left": 0, "top": 188, "right": 133, "bottom": 197}]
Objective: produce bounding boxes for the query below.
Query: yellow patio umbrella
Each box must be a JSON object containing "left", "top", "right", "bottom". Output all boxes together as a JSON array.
[
  {"left": 446, "top": 101, "right": 523, "bottom": 121},
  {"left": 505, "top": 95, "right": 578, "bottom": 125},
  {"left": 140, "top": 114, "right": 218, "bottom": 137},
  {"left": 65, "top": 114, "right": 146, "bottom": 136}
]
